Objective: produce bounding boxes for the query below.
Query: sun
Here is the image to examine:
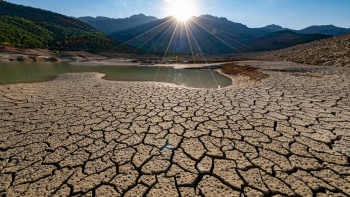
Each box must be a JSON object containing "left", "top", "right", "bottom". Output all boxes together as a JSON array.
[{"left": 169, "top": 0, "right": 196, "bottom": 21}]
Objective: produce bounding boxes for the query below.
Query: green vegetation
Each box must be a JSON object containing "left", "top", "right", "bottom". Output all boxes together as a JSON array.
[
  {"left": 0, "top": 0, "right": 143, "bottom": 53},
  {"left": 0, "top": 15, "right": 54, "bottom": 48}
]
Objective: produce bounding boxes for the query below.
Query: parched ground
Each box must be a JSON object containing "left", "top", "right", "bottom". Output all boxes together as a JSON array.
[{"left": 1, "top": 62, "right": 350, "bottom": 197}]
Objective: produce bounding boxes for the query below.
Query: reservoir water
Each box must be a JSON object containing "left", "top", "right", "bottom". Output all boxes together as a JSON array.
[{"left": 0, "top": 61, "right": 232, "bottom": 88}]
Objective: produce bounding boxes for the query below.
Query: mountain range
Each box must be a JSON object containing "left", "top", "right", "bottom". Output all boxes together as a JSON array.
[
  {"left": 0, "top": 0, "right": 349, "bottom": 55},
  {"left": 79, "top": 14, "right": 350, "bottom": 54}
]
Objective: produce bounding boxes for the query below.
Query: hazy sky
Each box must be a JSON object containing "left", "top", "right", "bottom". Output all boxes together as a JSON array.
[{"left": 5, "top": 0, "right": 350, "bottom": 30}]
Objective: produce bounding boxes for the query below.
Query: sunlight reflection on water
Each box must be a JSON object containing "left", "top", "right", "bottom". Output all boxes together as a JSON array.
[{"left": 0, "top": 61, "right": 232, "bottom": 88}]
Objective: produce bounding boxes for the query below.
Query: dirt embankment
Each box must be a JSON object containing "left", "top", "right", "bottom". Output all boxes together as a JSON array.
[
  {"left": 0, "top": 45, "right": 61, "bottom": 62},
  {"left": 220, "top": 63, "right": 268, "bottom": 81},
  {"left": 218, "top": 62, "right": 329, "bottom": 89},
  {"left": 0, "top": 45, "right": 259, "bottom": 66}
]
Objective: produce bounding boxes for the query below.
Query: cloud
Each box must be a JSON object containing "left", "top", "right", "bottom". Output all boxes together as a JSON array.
[{"left": 164, "top": 0, "right": 172, "bottom": 3}]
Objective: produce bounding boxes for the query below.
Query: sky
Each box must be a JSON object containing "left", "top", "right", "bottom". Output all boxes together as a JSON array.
[{"left": 5, "top": 0, "right": 350, "bottom": 30}]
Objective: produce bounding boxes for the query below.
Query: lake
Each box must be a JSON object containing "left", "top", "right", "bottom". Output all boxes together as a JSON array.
[{"left": 0, "top": 61, "right": 232, "bottom": 88}]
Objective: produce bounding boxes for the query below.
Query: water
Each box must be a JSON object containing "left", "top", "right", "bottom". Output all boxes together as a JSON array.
[{"left": 0, "top": 61, "right": 232, "bottom": 88}]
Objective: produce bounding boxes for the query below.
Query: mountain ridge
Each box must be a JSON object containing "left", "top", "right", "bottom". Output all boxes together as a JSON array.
[
  {"left": 78, "top": 14, "right": 159, "bottom": 35},
  {"left": 297, "top": 25, "right": 350, "bottom": 36},
  {"left": 78, "top": 13, "right": 349, "bottom": 54},
  {"left": 106, "top": 15, "right": 339, "bottom": 54},
  {"left": 79, "top": 13, "right": 350, "bottom": 37}
]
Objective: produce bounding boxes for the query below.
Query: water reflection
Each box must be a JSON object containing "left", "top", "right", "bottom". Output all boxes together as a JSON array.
[{"left": 0, "top": 61, "right": 232, "bottom": 88}]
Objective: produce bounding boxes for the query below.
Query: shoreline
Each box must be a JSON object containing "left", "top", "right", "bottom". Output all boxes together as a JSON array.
[
  {"left": 0, "top": 50, "right": 239, "bottom": 89},
  {"left": 3, "top": 48, "right": 346, "bottom": 90},
  {"left": 0, "top": 52, "right": 238, "bottom": 69},
  {"left": 2, "top": 51, "right": 344, "bottom": 89},
  {"left": 0, "top": 45, "right": 242, "bottom": 69},
  {"left": 0, "top": 55, "right": 237, "bottom": 89}
]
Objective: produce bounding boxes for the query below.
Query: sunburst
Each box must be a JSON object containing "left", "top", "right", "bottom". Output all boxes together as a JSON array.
[{"left": 168, "top": 0, "right": 197, "bottom": 21}]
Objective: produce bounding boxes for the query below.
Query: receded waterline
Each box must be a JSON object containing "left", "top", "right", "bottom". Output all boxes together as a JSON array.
[{"left": 0, "top": 61, "right": 232, "bottom": 89}]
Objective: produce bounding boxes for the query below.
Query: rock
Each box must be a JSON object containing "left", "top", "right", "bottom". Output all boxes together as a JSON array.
[
  {"left": 17, "top": 56, "right": 32, "bottom": 61},
  {"left": 48, "top": 57, "right": 61, "bottom": 62},
  {"left": 29, "top": 56, "right": 46, "bottom": 62}
]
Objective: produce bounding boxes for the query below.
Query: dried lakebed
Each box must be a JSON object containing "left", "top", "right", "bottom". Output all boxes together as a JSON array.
[{"left": 0, "top": 61, "right": 350, "bottom": 196}]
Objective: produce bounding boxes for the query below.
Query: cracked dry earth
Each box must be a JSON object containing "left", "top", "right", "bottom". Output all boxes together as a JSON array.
[{"left": 1, "top": 62, "right": 350, "bottom": 197}]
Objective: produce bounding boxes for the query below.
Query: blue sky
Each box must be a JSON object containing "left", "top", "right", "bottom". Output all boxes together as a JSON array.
[{"left": 5, "top": 0, "right": 350, "bottom": 30}]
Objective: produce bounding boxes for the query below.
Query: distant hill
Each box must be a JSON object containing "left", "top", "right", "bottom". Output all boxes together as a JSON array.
[
  {"left": 297, "top": 25, "right": 350, "bottom": 36},
  {"left": 78, "top": 14, "right": 158, "bottom": 35},
  {"left": 0, "top": 0, "right": 141, "bottom": 53},
  {"left": 240, "top": 30, "right": 331, "bottom": 52},
  {"left": 253, "top": 24, "right": 289, "bottom": 34}
]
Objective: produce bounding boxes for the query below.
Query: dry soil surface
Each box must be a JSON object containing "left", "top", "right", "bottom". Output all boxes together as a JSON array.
[{"left": 1, "top": 61, "right": 350, "bottom": 197}]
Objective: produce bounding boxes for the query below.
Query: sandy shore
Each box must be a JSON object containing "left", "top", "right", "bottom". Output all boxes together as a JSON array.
[
  {"left": 1, "top": 61, "right": 350, "bottom": 196},
  {"left": 0, "top": 52, "right": 237, "bottom": 69},
  {"left": 0, "top": 45, "right": 240, "bottom": 69},
  {"left": 65, "top": 57, "right": 236, "bottom": 69}
]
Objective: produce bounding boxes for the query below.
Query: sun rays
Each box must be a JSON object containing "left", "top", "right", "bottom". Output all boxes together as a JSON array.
[
  {"left": 112, "top": 0, "right": 246, "bottom": 64},
  {"left": 168, "top": 0, "right": 197, "bottom": 21}
]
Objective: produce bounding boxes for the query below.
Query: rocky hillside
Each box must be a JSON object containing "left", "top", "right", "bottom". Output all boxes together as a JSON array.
[{"left": 245, "top": 33, "right": 350, "bottom": 67}]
